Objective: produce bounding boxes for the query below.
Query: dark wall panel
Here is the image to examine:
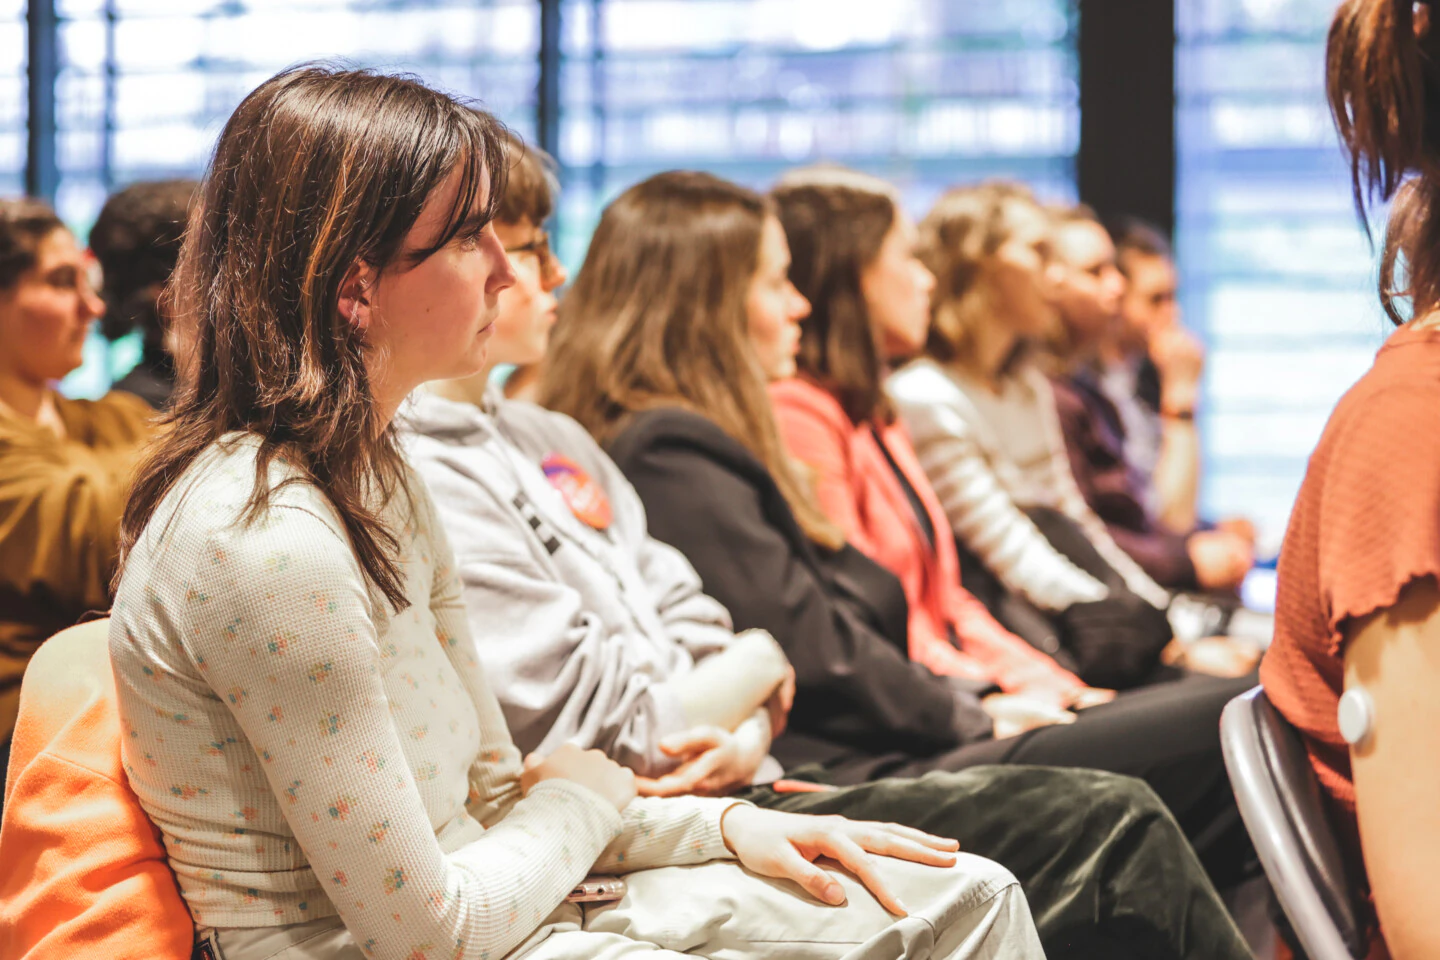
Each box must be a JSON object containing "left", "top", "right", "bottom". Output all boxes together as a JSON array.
[{"left": 1078, "top": 0, "right": 1175, "bottom": 237}]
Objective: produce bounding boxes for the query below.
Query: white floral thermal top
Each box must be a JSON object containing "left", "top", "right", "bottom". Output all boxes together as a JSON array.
[{"left": 110, "top": 434, "right": 737, "bottom": 960}]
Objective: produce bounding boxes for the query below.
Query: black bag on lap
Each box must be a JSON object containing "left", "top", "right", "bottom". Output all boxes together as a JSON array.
[{"left": 954, "top": 506, "right": 1173, "bottom": 690}]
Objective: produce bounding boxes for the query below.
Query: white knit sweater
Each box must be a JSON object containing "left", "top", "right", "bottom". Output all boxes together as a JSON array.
[{"left": 110, "top": 435, "right": 737, "bottom": 960}]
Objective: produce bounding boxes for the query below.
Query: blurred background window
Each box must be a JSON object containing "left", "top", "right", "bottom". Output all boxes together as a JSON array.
[
  {"left": 1, "top": 0, "right": 22, "bottom": 197},
  {"left": 550, "top": 0, "right": 1079, "bottom": 265},
  {"left": 1176, "top": 0, "right": 1387, "bottom": 552},
  {"left": 51, "top": 0, "right": 539, "bottom": 227},
  {"left": 38, "top": 0, "right": 1081, "bottom": 396}
]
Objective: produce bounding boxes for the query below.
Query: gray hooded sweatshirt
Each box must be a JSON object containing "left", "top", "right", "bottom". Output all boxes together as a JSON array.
[{"left": 401, "top": 387, "right": 778, "bottom": 780}]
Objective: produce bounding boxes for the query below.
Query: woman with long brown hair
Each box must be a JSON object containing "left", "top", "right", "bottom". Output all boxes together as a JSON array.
[
  {"left": 108, "top": 65, "right": 1038, "bottom": 960},
  {"left": 767, "top": 168, "right": 1098, "bottom": 702},
  {"left": 1262, "top": 1, "right": 1440, "bottom": 956},
  {"left": 540, "top": 169, "right": 1260, "bottom": 959},
  {"left": 767, "top": 162, "right": 1262, "bottom": 729}
]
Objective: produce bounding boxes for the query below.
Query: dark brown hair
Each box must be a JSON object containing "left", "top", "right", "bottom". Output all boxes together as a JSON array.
[
  {"left": 120, "top": 65, "right": 508, "bottom": 611},
  {"left": 919, "top": 181, "right": 1050, "bottom": 371},
  {"left": 91, "top": 178, "right": 198, "bottom": 343},
  {"left": 0, "top": 198, "right": 65, "bottom": 292},
  {"left": 495, "top": 130, "right": 557, "bottom": 227},
  {"left": 772, "top": 167, "right": 899, "bottom": 425},
  {"left": 1109, "top": 215, "right": 1172, "bottom": 277},
  {"left": 538, "top": 170, "right": 842, "bottom": 548},
  {"left": 1328, "top": 0, "right": 1440, "bottom": 323}
]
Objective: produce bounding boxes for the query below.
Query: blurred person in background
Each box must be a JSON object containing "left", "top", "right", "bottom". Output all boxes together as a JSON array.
[
  {"left": 888, "top": 182, "right": 1236, "bottom": 688},
  {"left": 1109, "top": 216, "right": 1258, "bottom": 546},
  {"left": 90, "top": 179, "right": 197, "bottom": 410},
  {"left": 1046, "top": 206, "right": 1255, "bottom": 596},
  {"left": 540, "top": 170, "right": 1262, "bottom": 920},
  {"left": 1262, "top": 0, "right": 1440, "bottom": 956},
  {"left": 0, "top": 198, "right": 154, "bottom": 790},
  {"left": 440, "top": 132, "right": 563, "bottom": 406},
  {"left": 767, "top": 168, "right": 1102, "bottom": 703}
]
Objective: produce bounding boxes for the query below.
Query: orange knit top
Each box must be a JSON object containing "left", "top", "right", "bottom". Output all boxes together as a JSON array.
[{"left": 1263, "top": 322, "right": 1440, "bottom": 960}]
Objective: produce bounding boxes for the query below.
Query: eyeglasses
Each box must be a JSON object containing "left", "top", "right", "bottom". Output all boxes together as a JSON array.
[
  {"left": 504, "top": 230, "right": 563, "bottom": 283},
  {"left": 504, "top": 231, "right": 552, "bottom": 262}
]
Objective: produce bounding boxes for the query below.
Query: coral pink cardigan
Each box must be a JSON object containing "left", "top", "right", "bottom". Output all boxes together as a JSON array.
[{"left": 771, "top": 378, "right": 1084, "bottom": 698}]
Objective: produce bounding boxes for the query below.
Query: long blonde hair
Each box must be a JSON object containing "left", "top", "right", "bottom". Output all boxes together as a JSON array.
[
  {"left": 919, "top": 181, "right": 1052, "bottom": 376},
  {"left": 538, "top": 170, "right": 843, "bottom": 549}
]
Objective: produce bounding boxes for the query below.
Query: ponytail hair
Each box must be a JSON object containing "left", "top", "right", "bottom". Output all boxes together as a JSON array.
[{"left": 1328, "top": 0, "right": 1440, "bottom": 322}]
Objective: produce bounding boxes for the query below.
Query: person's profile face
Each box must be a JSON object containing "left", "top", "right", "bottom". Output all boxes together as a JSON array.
[
  {"left": 1050, "top": 220, "right": 1125, "bottom": 343},
  {"left": 0, "top": 228, "right": 104, "bottom": 385},
  {"left": 745, "top": 216, "right": 811, "bottom": 381},
  {"left": 1118, "top": 252, "right": 1179, "bottom": 342},
  {"left": 489, "top": 217, "right": 566, "bottom": 369},
  {"left": 986, "top": 210, "right": 1055, "bottom": 339},
  {"left": 861, "top": 210, "right": 936, "bottom": 361},
  {"left": 363, "top": 165, "right": 518, "bottom": 396}
]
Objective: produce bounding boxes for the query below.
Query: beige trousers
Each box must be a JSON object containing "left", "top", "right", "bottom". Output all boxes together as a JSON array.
[{"left": 204, "top": 853, "right": 1042, "bottom": 960}]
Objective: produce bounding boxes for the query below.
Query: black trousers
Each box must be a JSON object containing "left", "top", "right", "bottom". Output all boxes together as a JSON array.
[
  {"left": 814, "top": 671, "right": 1258, "bottom": 894},
  {"left": 745, "top": 764, "right": 1252, "bottom": 960}
]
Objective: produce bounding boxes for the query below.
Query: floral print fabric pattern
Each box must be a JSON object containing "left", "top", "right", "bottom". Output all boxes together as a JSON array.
[{"left": 110, "top": 435, "right": 738, "bottom": 960}]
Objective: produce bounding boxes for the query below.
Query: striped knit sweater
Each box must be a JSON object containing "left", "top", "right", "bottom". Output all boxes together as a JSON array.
[{"left": 889, "top": 358, "right": 1169, "bottom": 613}]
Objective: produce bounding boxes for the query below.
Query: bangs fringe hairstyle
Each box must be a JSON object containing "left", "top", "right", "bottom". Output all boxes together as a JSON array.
[
  {"left": 1328, "top": 0, "right": 1440, "bottom": 323},
  {"left": 771, "top": 166, "right": 900, "bottom": 425},
  {"left": 120, "top": 64, "right": 509, "bottom": 611},
  {"left": 538, "top": 170, "right": 843, "bottom": 549},
  {"left": 919, "top": 181, "right": 1051, "bottom": 373}
]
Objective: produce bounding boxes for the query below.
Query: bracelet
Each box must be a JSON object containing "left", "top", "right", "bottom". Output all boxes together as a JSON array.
[{"left": 1161, "top": 408, "right": 1195, "bottom": 422}]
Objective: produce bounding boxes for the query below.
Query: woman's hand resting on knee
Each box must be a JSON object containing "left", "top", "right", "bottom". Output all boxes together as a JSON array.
[
  {"left": 718, "top": 806, "right": 960, "bottom": 917},
  {"left": 521, "top": 744, "right": 637, "bottom": 812}
]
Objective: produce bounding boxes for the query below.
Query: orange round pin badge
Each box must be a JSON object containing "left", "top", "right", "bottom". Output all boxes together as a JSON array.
[{"left": 541, "top": 453, "right": 614, "bottom": 530}]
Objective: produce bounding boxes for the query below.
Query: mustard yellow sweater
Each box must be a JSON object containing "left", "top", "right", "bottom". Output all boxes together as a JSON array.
[{"left": 0, "top": 390, "right": 153, "bottom": 742}]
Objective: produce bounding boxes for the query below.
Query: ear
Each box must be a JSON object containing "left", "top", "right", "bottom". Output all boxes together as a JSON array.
[
  {"left": 1041, "top": 261, "right": 1068, "bottom": 291},
  {"left": 338, "top": 261, "right": 377, "bottom": 333}
]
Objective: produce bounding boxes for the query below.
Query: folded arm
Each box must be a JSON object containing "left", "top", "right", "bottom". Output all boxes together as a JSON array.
[{"left": 619, "top": 434, "right": 971, "bottom": 756}]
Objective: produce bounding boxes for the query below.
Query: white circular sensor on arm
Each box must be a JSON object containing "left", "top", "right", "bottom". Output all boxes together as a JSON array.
[{"left": 1338, "top": 687, "right": 1376, "bottom": 748}]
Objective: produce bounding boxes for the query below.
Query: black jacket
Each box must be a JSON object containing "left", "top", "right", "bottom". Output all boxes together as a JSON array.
[{"left": 607, "top": 408, "right": 992, "bottom": 774}]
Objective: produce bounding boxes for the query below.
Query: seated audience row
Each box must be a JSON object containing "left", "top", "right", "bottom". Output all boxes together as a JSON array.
[
  {"left": 534, "top": 166, "right": 1256, "bottom": 892},
  {"left": 11, "top": 0, "right": 1434, "bottom": 948},
  {"left": 0, "top": 69, "right": 1259, "bottom": 960},
  {"left": 1049, "top": 210, "right": 1254, "bottom": 597},
  {"left": 0, "top": 67, "right": 1173, "bottom": 960}
]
